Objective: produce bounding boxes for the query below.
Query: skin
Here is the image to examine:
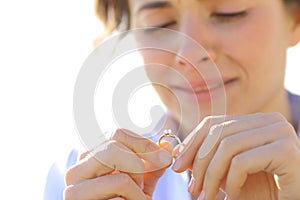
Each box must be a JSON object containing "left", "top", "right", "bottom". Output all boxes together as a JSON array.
[
  {"left": 64, "top": 0, "right": 300, "bottom": 199},
  {"left": 132, "top": 0, "right": 297, "bottom": 135}
]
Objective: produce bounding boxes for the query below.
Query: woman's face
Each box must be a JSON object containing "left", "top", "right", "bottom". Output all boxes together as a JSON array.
[{"left": 129, "top": 0, "right": 299, "bottom": 134}]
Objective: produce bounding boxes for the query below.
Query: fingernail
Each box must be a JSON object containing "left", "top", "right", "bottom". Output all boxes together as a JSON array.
[
  {"left": 198, "top": 191, "right": 205, "bottom": 200},
  {"left": 172, "top": 158, "right": 182, "bottom": 171},
  {"left": 188, "top": 177, "right": 195, "bottom": 193},
  {"left": 172, "top": 145, "right": 180, "bottom": 158},
  {"left": 159, "top": 151, "right": 172, "bottom": 165},
  {"left": 173, "top": 144, "right": 185, "bottom": 158},
  {"left": 140, "top": 179, "right": 144, "bottom": 190}
]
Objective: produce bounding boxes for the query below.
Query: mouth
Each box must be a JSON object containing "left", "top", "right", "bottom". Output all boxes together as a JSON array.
[
  {"left": 171, "top": 78, "right": 238, "bottom": 100},
  {"left": 193, "top": 82, "right": 224, "bottom": 93},
  {"left": 192, "top": 78, "right": 237, "bottom": 93}
]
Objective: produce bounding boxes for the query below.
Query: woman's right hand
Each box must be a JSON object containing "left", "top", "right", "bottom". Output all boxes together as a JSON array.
[{"left": 63, "top": 129, "right": 173, "bottom": 200}]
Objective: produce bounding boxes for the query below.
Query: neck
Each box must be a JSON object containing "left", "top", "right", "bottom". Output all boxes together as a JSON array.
[
  {"left": 177, "top": 89, "right": 294, "bottom": 139},
  {"left": 258, "top": 89, "right": 293, "bottom": 125}
]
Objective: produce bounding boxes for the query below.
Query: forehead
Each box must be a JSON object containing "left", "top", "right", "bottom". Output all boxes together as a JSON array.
[
  {"left": 130, "top": 0, "right": 240, "bottom": 15},
  {"left": 129, "top": 0, "right": 179, "bottom": 13}
]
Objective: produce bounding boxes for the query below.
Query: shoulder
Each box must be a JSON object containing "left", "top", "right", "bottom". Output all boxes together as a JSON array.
[
  {"left": 43, "top": 149, "right": 79, "bottom": 200},
  {"left": 288, "top": 91, "right": 300, "bottom": 137},
  {"left": 289, "top": 92, "right": 300, "bottom": 121},
  {"left": 289, "top": 91, "right": 300, "bottom": 103}
]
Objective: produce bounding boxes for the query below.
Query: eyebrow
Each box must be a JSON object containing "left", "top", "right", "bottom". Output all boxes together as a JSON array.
[{"left": 136, "top": 1, "right": 173, "bottom": 14}]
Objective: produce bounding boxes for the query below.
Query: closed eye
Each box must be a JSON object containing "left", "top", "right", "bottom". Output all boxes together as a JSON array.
[
  {"left": 212, "top": 11, "right": 248, "bottom": 22},
  {"left": 144, "top": 21, "right": 177, "bottom": 33}
]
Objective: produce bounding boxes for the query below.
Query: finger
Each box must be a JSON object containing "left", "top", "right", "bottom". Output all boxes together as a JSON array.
[
  {"left": 140, "top": 140, "right": 173, "bottom": 196},
  {"left": 202, "top": 121, "right": 295, "bottom": 199},
  {"left": 173, "top": 113, "right": 265, "bottom": 158},
  {"left": 172, "top": 113, "right": 264, "bottom": 172},
  {"left": 172, "top": 115, "right": 228, "bottom": 172},
  {"left": 112, "top": 129, "right": 173, "bottom": 172},
  {"left": 64, "top": 173, "right": 149, "bottom": 200},
  {"left": 143, "top": 167, "right": 169, "bottom": 196},
  {"left": 190, "top": 113, "right": 287, "bottom": 194},
  {"left": 226, "top": 137, "right": 300, "bottom": 200},
  {"left": 65, "top": 140, "right": 144, "bottom": 187},
  {"left": 158, "top": 140, "right": 173, "bottom": 154},
  {"left": 78, "top": 150, "right": 90, "bottom": 161}
]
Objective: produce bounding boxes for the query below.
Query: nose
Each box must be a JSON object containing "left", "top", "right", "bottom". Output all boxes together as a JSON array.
[{"left": 174, "top": 14, "right": 217, "bottom": 68}]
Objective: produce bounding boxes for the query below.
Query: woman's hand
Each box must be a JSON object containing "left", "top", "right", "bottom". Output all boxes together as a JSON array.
[
  {"left": 172, "top": 113, "right": 300, "bottom": 200},
  {"left": 64, "top": 129, "right": 173, "bottom": 200}
]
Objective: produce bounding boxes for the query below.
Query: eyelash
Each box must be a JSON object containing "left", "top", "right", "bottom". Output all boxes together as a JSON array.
[
  {"left": 212, "top": 11, "right": 248, "bottom": 22},
  {"left": 144, "top": 21, "right": 177, "bottom": 33},
  {"left": 143, "top": 10, "right": 247, "bottom": 33}
]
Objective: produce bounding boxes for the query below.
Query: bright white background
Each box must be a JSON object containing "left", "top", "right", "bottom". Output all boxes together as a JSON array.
[{"left": 0, "top": 1, "right": 299, "bottom": 199}]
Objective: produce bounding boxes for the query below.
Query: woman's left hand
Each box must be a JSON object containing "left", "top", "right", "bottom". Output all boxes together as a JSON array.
[{"left": 172, "top": 113, "right": 300, "bottom": 200}]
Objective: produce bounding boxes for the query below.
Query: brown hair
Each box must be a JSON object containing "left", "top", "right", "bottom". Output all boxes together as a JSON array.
[
  {"left": 94, "top": 0, "right": 130, "bottom": 34},
  {"left": 95, "top": 0, "right": 300, "bottom": 35}
]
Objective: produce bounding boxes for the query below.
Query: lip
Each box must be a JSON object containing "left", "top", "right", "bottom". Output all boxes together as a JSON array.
[{"left": 171, "top": 78, "right": 238, "bottom": 101}]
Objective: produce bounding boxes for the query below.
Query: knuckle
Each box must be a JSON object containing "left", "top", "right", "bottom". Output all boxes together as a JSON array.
[
  {"left": 201, "top": 116, "right": 214, "bottom": 128},
  {"left": 111, "top": 128, "right": 127, "bottom": 140},
  {"left": 107, "top": 139, "right": 118, "bottom": 149},
  {"left": 93, "top": 140, "right": 120, "bottom": 167},
  {"left": 209, "top": 124, "right": 223, "bottom": 135},
  {"left": 205, "top": 167, "right": 215, "bottom": 180},
  {"left": 134, "top": 160, "right": 145, "bottom": 173},
  {"left": 280, "top": 121, "right": 296, "bottom": 134},
  {"left": 203, "top": 115, "right": 224, "bottom": 126},
  {"left": 204, "top": 116, "right": 229, "bottom": 132},
  {"left": 279, "top": 138, "right": 297, "bottom": 155},
  {"left": 208, "top": 124, "right": 228, "bottom": 143},
  {"left": 78, "top": 151, "right": 89, "bottom": 160},
  {"left": 203, "top": 115, "right": 214, "bottom": 122},
  {"left": 269, "top": 112, "right": 286, "bottom": 121},
  {"left": 231, "top": 154, "right": 245, "bottom": 170},
  {"left": 200, "top": 115, "right": 227, "bottom": 133},
  {"left": 219, "top": 136, "right": 234, "bottom": 150},
  {"left": 118, "top": 173, "right": 131, "bottom": 185},
  {"left": 115, "top": 173, "right": 134, "bottom": 191},
  {"left": 273, "top": 121, "right": 297, "bottom": 139},
  {"left": 274, "top": 139, "right": 300, "bottom": 168},
  {"left": 289, "top": 145, "right": 300, "bottom": 160},
  {"left": 63, "top": 185, "right": 77, "bottom": 200},
  {"left": 143, "top": 140, "right": 156, "bottom": 153},
  {"left": 192, "top": 159, "right": 205, "bottom": 178},
  {"left": 108, "top": 140, "right": 131, "bottom": 156},
  {"left": 64, "top": 167, "right": 76, "bottom": 186}
]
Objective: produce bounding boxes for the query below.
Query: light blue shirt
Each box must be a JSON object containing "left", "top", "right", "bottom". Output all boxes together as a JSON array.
[{"left": 44, "top": 92, "right": 300, "bottom": 200}]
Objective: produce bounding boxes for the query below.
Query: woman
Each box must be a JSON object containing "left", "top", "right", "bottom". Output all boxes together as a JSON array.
[{"left": 46, "top": 0, "right": 300, "bottom": 199}]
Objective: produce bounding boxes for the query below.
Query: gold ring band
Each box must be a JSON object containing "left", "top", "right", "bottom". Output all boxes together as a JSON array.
[{"left": 158, "top": 129, "right": 182, "bottom": 146}]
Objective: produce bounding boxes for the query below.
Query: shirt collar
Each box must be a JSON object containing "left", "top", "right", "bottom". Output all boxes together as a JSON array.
[{"left": 288, "top": 91, "right": 300, "bottom": 137}]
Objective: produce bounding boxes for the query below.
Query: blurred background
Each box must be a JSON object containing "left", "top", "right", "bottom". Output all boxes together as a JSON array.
[{"left": 0, "top": 1, "right": 299, "bottom": 199}]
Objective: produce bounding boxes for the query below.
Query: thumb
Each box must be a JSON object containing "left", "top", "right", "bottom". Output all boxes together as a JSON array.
[{"left": 158, "top": 140, "right": 173, "bottom": 155}]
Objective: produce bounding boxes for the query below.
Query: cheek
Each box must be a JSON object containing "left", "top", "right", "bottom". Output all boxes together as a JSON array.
[
  {"left": 139, "top": 49, "right": 173, "bottom": 65},
  {"left": 140, "top": 50, "right": 172, "bottom": 100},
  {"left": 220, "top": 10, "right": 289, "bottom": 114},
  {"left": 139, "top": 49, "right": 175, "bottom": 82},
  {"left": 140, "top": 50, "right": 184, "bottom": 119},
  {"left": 222, "top": 9, "right": 288, "bottom": 84}
]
